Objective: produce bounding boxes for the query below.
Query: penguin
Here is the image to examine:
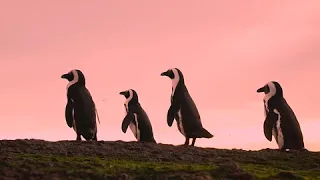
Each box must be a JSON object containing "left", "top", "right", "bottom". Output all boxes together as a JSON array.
[
  {"left": 160, "top": 68, "right": 213, "bottom": 146},
  {"left": 61, "top": 69, "right": 99, "bottom": 141},
  {"left": 120, "top": 89, "right": 156, "bottom": 143},
  {"left": 257, "top": 81, "right": 305, "bottom": 151}
]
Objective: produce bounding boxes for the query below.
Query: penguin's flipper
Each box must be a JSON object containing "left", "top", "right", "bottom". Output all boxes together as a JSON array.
[
  {"left": 167, "top": 100, "right": 180, "bottom": 127},
  {"left": 167, "top": 95, "right": 181, "bottom": 127},
  {"left": 264, "top": 111, "right": 278, "bottom": 141},
  {"left": 121, "top": 112, "right": 135, "bottom": 133},
  {"left": 65, "top": 100, "right": 74, "bottom": 128}
]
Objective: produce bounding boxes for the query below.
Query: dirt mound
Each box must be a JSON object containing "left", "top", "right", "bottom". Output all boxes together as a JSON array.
[{"left": 0, "top": 139, "right": 319, "bottom": 179}]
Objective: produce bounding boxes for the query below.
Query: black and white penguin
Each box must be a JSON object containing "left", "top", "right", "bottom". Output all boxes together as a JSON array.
[
  {"left": 160, "top": 68, "right": 213, "bottom": 146},
  {"left": 257, "top": 81, "right": 305, "bottom": 151},
  {"left": 120, "top": 89, "right": 156, "bottom": 143},
  {"left": 61, "top": 69, "right": 99, "bottom": 141}
]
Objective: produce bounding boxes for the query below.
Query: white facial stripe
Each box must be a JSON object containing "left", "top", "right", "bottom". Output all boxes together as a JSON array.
[
  {"left": 263, "top": 81, "right": 277, "bottom": 112},
  {"left": 124, "top": 89, "right": 133, "bottom": 113},
  {"left": 171, "top": 68, "right": 180, "bottom": 97},
  {"left": 66, "top": 70, "right": 79, "bottom": 90}
]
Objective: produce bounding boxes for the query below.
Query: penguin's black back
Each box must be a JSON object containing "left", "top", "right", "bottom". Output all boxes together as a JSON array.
[
  {"left": 68, "top": 86, "right": 97, "bottom": 140},
  {"left": 271, "top": 97, "right": 304, "bottom": 150},
  {"left": 130, "top": 103, "right": 156, "bottom": 143},
  {"left": 173, "top": 85, "right": 211, "bottom": 138}
]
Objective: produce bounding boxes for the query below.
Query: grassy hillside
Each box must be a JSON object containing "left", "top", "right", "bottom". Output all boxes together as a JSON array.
[{"left": 0, "top": 139, "right": 319, "bottom": 180}]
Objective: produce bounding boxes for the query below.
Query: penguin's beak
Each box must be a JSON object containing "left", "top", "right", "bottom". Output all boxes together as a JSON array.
[
  {"left": 257, "top": 86, "right": 265, "bottom": 93},
  {"left": 160, "top": 70, "right": 170, "bottom": 77},
  {"left": 61, "top": 73, "right": 73, "bottom": 81},
  {"left": 119, "top": 91, "right": 127, "bottom": 96},
  {"left": 61, "top": 73, "right": 69, "bottom": 79},
  {"left": 160, "top": 71, "right": 168, "bottom": 76}
]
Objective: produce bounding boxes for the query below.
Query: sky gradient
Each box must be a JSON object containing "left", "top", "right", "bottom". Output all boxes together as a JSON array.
[{"left": 0, "top": 0, "right": 319, "bottom": 151}]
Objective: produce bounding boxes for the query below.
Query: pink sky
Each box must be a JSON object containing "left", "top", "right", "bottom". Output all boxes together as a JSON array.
[{"left": 0, "top": 0, "right": 319, "bottom": 151}]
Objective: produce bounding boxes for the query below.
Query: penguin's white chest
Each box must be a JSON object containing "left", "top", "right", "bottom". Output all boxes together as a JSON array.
[
  {"left": 124, "top": 103, "right": 140, "bottom": 141},
  {"left": 263, "top": 89, "right": 285, "bottom": 149},
  {"left": 72, "top": 119, "right": 77, "bottom": 132},
  {"left": 72, "top": 108, "right": 77, "bottom": 133},
  {"left": 271, "top": 109, "right": 284, "bottom": 149},
  {"left": 129, "top": 113, "right": 140, "bottom": 141},
  {"left": 177, "top": 109, "right": 186, "bottom": 136},
  {"left": 172, "top": 95, "right": 185, "bottom": 137},
  {"left": 171, "top": 71, "right": 186, "bottom": 137}
]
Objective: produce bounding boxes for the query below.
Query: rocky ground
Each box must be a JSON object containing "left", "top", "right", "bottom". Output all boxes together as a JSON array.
[{"left": 0, "top": 139, "right": 319, "bottom": 180}]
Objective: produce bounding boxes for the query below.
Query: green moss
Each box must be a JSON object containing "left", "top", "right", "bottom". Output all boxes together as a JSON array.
[
  {"left": 10, "top": 153, "right": 216, "bottom": 176},
  {"left": 4, "top": 153, "right": 320, "bottom": 179},
  {"left": 240, "top": 163, "right": 320, "bottom": 179},
  {"left": 239, "top": 163, "right": 279, "bottom": 178}
]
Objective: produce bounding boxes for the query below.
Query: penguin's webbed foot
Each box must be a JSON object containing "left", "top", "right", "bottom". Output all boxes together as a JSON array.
[
  {"left": 92, "top": 133, "right": 97, "bottom": 141},
  {"left": 76, "top": 134, "right": 81, "bottom": 141},
  {"left": 184, "top": 138, "right": 190, "bottom": 146},
  {"left": 191, "top": 138, "right": 196, "bottom": 146}
]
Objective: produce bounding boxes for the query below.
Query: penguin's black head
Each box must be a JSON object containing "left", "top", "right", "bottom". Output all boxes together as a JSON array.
[
  {"left": 61, "top": 69, "right": 86, "bottom": 87},
  {"left": 161, "top": 68, "right": 184, "bottom": 81},
  {"left": 120, "top": 89, "right": 139, "bottom": 102},
  {"left": 257, "top": 81, "right": 283, "bottom": 97},
  {"left": 119, "top": 90, "right": 130, "bottom": 98},
  {"left": 61, "top": 71, "right": 74, "bottom": 81},
  {"left": 257, "top": 84, "right": 270, "bottom": 94},
  {"left": 161, "top": 69, "right": 174, "bottom": 79}
]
